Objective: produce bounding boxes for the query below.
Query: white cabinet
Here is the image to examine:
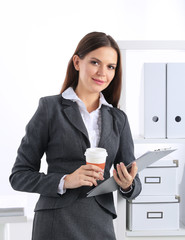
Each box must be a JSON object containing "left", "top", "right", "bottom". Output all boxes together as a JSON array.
[
  {"left": 116, "top": 41, "right": 185, "bottom": 240},
  {"left": 0, "top": 216, "right": 27, "bottom": 240},
  {"left": 127, "top": 195, "right": 180, "bottom": 231},
  {"left": 138, "top": 159, "right": 178, "bottom": 196}
]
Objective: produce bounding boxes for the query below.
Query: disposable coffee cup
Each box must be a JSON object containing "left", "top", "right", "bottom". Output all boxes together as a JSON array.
[{"left": 84, "top": 147, "right": 108, "bottom": 170}]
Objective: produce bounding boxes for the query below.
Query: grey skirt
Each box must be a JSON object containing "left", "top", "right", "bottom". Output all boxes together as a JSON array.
[{"left": 32, "top": 196, "right": 116, "bottom": 240}]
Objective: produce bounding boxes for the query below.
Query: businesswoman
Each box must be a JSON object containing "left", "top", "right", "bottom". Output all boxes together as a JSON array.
[{"left": 10, "top": 32, "right": 141, "bottom": 240}]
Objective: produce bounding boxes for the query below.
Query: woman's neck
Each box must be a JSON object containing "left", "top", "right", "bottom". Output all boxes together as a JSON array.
[{"left": 75, "top": 88, "right": 100, "bottom": 113}]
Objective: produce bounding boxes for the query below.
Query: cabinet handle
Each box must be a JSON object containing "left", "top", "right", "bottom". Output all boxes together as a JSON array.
[
  {"left": 147, "top": 212, "right": 163, "bottom": 219},
  {"left": 145, "top": 177, "right": 161, "bottom": 184}
]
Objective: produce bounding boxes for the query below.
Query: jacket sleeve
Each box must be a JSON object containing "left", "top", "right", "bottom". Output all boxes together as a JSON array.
[
  {"left": 114, "top": 111, "right": 142, "bottom": 200},
  {"left": 9, "top": 98, "right": 63, "bottom": 198}
]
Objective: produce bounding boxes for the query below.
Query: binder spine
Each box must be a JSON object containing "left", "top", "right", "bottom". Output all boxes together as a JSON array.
[
  {"left": 167, "top": 63, "right": 185, "bottom": 138},
  {"left": 144, "top": 63, "right": 167, "bottom": 138}
]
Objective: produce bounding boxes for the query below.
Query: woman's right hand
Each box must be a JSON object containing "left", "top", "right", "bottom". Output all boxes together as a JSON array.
[{"left": 63, "top": 165, "right": 104, "bottom": 189}]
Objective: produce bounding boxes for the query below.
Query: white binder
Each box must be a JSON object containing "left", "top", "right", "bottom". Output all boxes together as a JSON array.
[
  {"left": 167, "top": 63, "right": 185, "bottom": 138},
  {"left": 144, "top": 63, "right": 166, "bottom": 138}
]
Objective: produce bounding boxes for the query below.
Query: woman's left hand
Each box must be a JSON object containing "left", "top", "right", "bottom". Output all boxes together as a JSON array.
[{"left": 113, "top": 162, "right": 138, "bottom": 191}]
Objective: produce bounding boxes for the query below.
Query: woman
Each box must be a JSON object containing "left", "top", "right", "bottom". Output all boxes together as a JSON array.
[{"left": 10, "top": 32, "right": 141, "bottom": 240}]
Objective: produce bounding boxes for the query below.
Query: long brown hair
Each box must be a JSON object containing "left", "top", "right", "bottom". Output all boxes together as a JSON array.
[{"left": 60, "top": 32, "right": 122, "bottom": 108}]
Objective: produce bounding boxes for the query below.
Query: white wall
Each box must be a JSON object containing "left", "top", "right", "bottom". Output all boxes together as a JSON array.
[
  {"left": 117, "top": 0, "right": 185, "bottom": 40},
  {"left": 0, "top": 0, "right": 185, "bottom": 219}
]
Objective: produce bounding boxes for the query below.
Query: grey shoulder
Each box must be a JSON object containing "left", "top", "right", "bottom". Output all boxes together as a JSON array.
[
  {"left": 39, "top": 94, "right": 62, "bottom": 105},
  {"left": 110, "top": 107, "right": 128, "bottom": 121}
]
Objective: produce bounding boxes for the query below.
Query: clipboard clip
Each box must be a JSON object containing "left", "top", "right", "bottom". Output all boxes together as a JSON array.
[{"left": 154, "top": 147, "right": 172, "bottom": 151}]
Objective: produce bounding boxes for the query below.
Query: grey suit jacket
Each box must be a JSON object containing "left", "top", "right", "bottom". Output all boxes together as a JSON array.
[{"left": 9, "top": 95, "right": 141, "bottom": 219}]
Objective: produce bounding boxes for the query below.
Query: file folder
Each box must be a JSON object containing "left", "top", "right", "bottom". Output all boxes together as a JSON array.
[
  {"left": 144, "top": 63, "right": 166, "bottom": 138},
  {"left": 167, "top": 63, "right": 185, "bottom": 138}
]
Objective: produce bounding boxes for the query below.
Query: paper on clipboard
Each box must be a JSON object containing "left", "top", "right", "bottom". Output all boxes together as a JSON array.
[{"left": 87, "top": 148, "right": 176, "bottom": 197}]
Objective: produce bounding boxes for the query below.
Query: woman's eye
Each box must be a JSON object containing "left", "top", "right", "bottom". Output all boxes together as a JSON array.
[
  {"left": 108, "top": 65, "right": 116, "bottom": 70},
  {"left": 91, "top": 61, "right": 99, "bottom": 65}
]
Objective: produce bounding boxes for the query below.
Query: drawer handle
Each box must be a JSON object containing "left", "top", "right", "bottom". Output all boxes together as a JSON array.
[
  {"left": 147, "top": 212, "right": 163, "bottom": 219},
  {"left": 145, "top": 177, "right": 161, "bottom": 184}
]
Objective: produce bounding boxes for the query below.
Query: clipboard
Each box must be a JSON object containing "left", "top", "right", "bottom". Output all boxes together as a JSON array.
[{"left": 87, "top": 148, "right": 176, "bottom": 197}]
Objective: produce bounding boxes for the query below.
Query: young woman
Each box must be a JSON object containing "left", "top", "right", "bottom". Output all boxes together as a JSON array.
[{"left": 10, "top": 32, "right": 141, "bottom": 240}]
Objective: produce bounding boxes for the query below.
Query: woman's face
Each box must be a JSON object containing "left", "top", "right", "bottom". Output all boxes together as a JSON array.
[{"left": 73, "top": 46, "right": 118, "bottom": 95}]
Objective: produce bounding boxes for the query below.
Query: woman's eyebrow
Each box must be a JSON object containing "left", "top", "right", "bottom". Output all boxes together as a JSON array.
[
  {"left": 90, "top": 57, "right": 101, "bottom": 62},
  {"left": 91, "top": 57, "right": 117, "bottom": 65}
]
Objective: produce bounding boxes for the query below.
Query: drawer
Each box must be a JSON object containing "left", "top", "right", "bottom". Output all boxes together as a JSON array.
[
  {"left": 139, "top": 167, "right": 177, "bottom": 195},
  {"left": 127, "top": 195, "right": 180, "bottom": 231}
]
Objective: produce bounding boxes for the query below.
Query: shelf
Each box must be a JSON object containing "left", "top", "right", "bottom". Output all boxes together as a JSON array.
[
  {"left": 0, "top": 216, "right": 27, "bottom": 224},
  {"left": 117, "top": 40, "right": 185, "bottom": 50},
  {"left": 116, "top": 41, "right": 185, "bottom": 240},
  {"left": 134, "top": 138, "right": 185, "bottom": 144},
  {"left": 126, "top": 227, "right": 185, "bottom": 237}
]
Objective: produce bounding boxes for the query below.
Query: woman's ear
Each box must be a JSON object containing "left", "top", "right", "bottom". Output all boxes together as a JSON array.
[{"left": 73, "top": 55, "right": 80, "bottom": 71}]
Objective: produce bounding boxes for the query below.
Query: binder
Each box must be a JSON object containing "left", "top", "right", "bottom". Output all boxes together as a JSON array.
[
  {"left": 167, "top": 63, "right": 185, "bottom": 138},
  {"left": 144, "top": 63, "right": 166, "bottom": 138}
]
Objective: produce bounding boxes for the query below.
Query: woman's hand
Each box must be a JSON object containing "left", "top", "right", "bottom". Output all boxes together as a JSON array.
[
  {"left": 113, "top": 162, "right": 138, "bottom": 191},
  {"left": 63, "top": 164, "right": 104, "bottom": 189}
]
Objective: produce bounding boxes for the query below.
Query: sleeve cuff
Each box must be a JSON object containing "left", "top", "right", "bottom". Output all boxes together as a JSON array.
[
  {"left": 119, "top": 182, "right": 134, "bottom": 194},
  {"left": 57, "top": 175, "right": 67, "bottom": 195}
]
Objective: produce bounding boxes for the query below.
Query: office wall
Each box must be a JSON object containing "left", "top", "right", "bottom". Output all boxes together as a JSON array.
[{"left": 0, "top": 0, "right": 185, "bottom": 219}]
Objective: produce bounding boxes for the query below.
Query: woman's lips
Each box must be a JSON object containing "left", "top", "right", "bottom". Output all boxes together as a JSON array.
[{"left": 92, "top": 78, "right": 105, "bottom": 85}]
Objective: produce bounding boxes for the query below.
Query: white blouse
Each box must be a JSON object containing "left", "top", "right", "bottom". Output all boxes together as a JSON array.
[{"left": 62, "top": 87, "right": 112, "bottom": 148}]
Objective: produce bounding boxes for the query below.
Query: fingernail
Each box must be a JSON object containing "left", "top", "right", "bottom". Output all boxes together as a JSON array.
[{"left": 99, "top": 174, "right": 103, "bottom": 179}]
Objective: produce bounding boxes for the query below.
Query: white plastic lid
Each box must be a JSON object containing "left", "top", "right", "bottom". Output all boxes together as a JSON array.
[{"left": 84, "top": 147, "right": 108, "bottom": 158}]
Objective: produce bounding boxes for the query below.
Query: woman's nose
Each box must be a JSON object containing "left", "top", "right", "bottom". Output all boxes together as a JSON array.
[{"left": 97, "top": 65, "right": 106, "bottom": 76}]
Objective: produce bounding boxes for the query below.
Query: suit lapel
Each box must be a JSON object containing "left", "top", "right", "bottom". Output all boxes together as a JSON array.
[
  {"left": 61, "top": 97, "right": 113, "bottom": 147},
  {"left": 61, "top": 98, "right": 89, "bottom": 140},
  {"left": 98, "top": 105, "right": 113, "bottom": 147}
]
